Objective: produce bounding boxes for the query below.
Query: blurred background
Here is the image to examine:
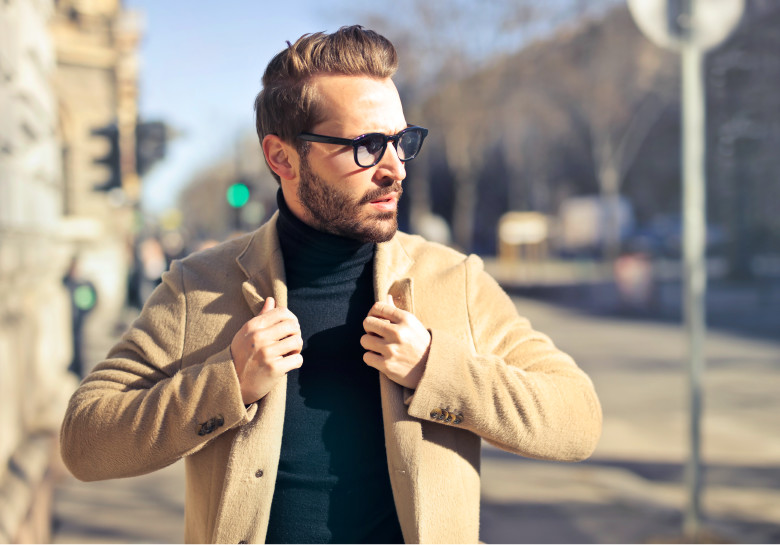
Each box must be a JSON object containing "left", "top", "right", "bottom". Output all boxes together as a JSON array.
[{"left": 1, "top": 0, "right": 778, "bottom": 543}]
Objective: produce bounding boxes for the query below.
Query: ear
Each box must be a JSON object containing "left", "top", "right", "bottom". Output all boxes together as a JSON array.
[{"left": 262, "top": 134, "right": 297, "bottom": 181}]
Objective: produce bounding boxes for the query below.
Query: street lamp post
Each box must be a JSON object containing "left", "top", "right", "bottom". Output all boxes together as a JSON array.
[
  {"left": 627, "top": 0, "right": 744, "bottom": 539},
  {"left": 680, "top": 23, "right": 706, "bottom": 538}
]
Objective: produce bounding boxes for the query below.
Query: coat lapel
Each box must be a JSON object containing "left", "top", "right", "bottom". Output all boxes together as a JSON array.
[
  {"left": 214, "top": 215, "right": 290, "bottom": 544},
  {"left": 237, "top": 212, "right": 288, "bottom": 310},
  {"left": 374, "top": 237, "right": 425, "bottom": 545}
]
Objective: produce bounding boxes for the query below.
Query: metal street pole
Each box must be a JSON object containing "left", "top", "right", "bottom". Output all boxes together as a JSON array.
[
  {"left": 681, "top": 30, "right": 707, "bottom": 540},
  {"left": 627, "top": 0, "right": 744, "bottom": 539}
]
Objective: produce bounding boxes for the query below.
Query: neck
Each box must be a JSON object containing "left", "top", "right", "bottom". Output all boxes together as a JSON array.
[{"left": 275, "top": 190, "right": 374, "bottom": 273}]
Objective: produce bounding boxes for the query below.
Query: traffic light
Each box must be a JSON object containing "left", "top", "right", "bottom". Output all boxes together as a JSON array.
[
  {"left": 226, "top": 182, "right": 250, "bottom": 208},
  {"left": 226, "top": 181, "right": 251, "bottom": 230},
  {"left": 136, "top": 120, "right": 168, "bottom": 177},
  {"left": 91, "top": 122, "right": 121, "bottom": 191}
]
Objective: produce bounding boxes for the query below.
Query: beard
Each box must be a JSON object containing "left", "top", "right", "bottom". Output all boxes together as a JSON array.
[{"left": 296, "top": 155, "right": 402, "bottom": 243}]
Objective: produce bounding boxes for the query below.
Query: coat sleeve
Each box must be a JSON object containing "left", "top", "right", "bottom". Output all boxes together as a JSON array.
[
  {"left": 59, "top": 260, "right": 252, "bottom": 482},
  {"left": 406, "top": 255, "right": 602, "bottom": 462}
]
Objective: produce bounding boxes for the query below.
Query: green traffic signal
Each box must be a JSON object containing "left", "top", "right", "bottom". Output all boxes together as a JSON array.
[
  {"left": 73, "top": 284, "right": 97, "bottom": 311},
  {"left": 226, "top": 183, "right": 250, "bottom": 208}
]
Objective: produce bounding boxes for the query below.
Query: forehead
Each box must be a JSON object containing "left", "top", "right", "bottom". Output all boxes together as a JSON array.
[{"left": 311, "top": 74, "right": 406, "bottom": 134}]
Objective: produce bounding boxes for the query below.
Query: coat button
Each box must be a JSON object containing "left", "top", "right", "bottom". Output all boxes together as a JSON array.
[
  {"left": 197, "top": 415, "right": 225, "bottom": 436},
  {"left": 430, "top": 408, "right": 443, "bottom": 419},
  {"left": 255, "top": 469, "right": 264, "bottom": 478}
]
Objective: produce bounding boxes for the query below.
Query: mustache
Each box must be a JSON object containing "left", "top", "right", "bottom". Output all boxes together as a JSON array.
[{"left": 359, "top": 181, "right": 403, "bottom": 205}]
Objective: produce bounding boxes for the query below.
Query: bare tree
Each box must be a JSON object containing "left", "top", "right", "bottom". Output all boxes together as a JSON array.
[
  {"left": 356, "top": 1, "right": 553, "bottom": 250},
  {"left": 360, "top": 0, "right": 623, "bottom": 251},
  {"left": 554, "top": 8, "right": 677, "bottom": 259}
]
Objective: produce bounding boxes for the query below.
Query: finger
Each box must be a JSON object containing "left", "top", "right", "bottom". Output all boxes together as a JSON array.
[
  {"left": 267, "top": 352, "right": 303, "bottom": 376},
  {"left": 248, "top": 306, "right": 299, "bottom": 330},
  {"left": 278, "top": 352, "right": 303, "bottom": 372},
  {"left": 363, "top": 350, "right": 384, "bottom": 369},
  {"left": 276, "top": 334, "right": 303, "bottom": 357},
  {"left": 363, "top": 316, "right": 396, "bottom": 339},
  {"left": 367, "top": 301, "right": 406, "bottom": 324},
  {"left": 253, "top": 333, "right": 302, "bottom": 364},
  {"left": 260, "top": 296, "right": 275, "bottom": 314},
  {"left": 360, "top": 332, "right": 387, "bottom": 354},
  {"left": 261, "top": 319, "right": 301, "bottom": 343}
]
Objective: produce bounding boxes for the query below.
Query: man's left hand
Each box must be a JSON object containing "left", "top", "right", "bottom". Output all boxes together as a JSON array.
[{"left": 361, "top": 295, "right": 431, "bottom": 389}]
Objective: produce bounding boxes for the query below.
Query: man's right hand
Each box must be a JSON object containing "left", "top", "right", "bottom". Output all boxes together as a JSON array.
[{"left": 231, "top": 297, "right": 303, "bottom": 405}]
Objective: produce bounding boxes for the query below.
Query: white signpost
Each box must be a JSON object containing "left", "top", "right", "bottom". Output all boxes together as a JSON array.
[{"left": 626, "top": 0, "right": 744, "bottom": 539}]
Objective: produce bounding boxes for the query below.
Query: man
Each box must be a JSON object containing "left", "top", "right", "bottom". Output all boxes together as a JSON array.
[
  {"left": 63, "top": 255, "right": 98, "bottom": 378},
  {"left": 60, "top": 26, "right": 601, "bottom": 544}
]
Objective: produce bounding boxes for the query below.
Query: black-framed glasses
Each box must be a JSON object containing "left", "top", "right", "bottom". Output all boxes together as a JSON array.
[{"left": 297, "top": 125, "right": 429, "bottom": 168}]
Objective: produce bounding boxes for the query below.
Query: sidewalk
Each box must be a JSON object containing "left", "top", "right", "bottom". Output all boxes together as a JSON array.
[
  {"left": 51, "top": 306, "right": 188, "bottom": 544},
  {"left": 52, "top": 462, "right": 184, "bottom": 544}
]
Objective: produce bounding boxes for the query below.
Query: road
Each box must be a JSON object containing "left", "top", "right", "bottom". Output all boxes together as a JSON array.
[{"left": 53, "top": 296, "right": 780, "bottom": 543}]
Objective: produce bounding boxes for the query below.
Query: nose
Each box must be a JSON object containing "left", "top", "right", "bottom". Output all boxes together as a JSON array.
[{"left": 375, "top": 140, "right": 406, "bottom": 182}]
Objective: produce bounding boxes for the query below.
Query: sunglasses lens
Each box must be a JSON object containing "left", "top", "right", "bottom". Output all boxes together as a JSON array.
[
  {"left": 356, "top": 134, "right": 387, "bottom": 167},
  {"left": 398, "top": 129, "right": 423, "bottom": 161}
]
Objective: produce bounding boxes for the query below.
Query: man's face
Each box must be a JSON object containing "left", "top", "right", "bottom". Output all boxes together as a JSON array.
[{"left": 285, "top": 75, "right": 408, "bottom": 243}]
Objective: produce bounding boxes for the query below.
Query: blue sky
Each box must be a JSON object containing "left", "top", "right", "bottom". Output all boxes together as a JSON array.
[{"left": 126, "top": 1, "right": 378, "bottom": 213}]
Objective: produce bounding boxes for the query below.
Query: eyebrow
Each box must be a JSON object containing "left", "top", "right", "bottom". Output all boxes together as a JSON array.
[{"left": 351, "top": 124, "right": 411, "bottom": 138}]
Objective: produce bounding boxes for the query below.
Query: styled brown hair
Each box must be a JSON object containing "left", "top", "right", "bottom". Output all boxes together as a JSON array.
[{"left": 254, "top": 25, "right": 398, "bottom": 182}]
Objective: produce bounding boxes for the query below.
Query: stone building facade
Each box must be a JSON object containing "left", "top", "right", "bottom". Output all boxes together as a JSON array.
[
  {"left": 52, "top": 0, "right": 142, "bottom": 341},
  {"left": 0, "top": 0, "right": 140, "bottom": 541},
  {"left": 0, "top": 1, "right": 75, "bottom": 541}
]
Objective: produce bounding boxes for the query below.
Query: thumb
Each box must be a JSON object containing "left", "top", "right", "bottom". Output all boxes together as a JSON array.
[{"left": 260, "top": 296, "right": 276, "bottom": 314}]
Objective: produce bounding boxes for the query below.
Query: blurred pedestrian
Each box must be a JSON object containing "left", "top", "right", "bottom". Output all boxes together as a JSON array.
[
  {"left": 63, "top": 256, "right": 97, "bottom": 378},
  {"left": 614, "top": 250, "right": 655, "bottom": 313},
  {"left": 137, "top": 236, "right": 167, "bottom": 304},
  {"left": 60, "top": 26, "right": 602, "bottom": 544}
]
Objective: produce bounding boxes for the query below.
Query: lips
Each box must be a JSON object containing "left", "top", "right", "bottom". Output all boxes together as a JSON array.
[
  {"left": 361, "top": 181, "right": 403, "bottom": 204},
  {"left": 369, "top": 192, "right": 399, "bottom": 211}
]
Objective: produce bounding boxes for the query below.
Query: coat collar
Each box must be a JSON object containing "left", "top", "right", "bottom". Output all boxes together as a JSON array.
[
  {"left": 236, "top": 212, "right": 415, "bottom": 312},
  {"left": 236, "top": 213, "right": 287, "bottom": 314},
  {"left": 374, "top": 232, "right": 414, "bottom": 310}
]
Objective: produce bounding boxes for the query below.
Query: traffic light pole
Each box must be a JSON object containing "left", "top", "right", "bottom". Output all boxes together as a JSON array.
[
  {"left": 681, "top": 22, "right": 706, "bottom": 543},
  {"left": 627, "top": 0, "right": 744, "bottom": 540}
]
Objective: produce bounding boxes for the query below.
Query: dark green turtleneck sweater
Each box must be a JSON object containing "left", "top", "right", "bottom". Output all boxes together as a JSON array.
[{"left": 265, "top": 192, "right": 404, "bottom": 544}]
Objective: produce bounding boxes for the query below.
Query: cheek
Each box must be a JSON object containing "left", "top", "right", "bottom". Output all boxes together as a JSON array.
[
  {"left": 311, "top": 151, "right": 365, "bottom": 183},
  {"left": 310, "top": 151, "right": 379, "bottom": 196}
]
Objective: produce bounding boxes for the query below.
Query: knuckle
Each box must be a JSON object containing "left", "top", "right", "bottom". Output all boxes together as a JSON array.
[{"left": 259, "top": 346, "right": 274, "bottom": 360}]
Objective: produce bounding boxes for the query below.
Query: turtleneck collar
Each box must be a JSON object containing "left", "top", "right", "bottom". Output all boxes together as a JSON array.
[{"left": 275, "top": 189, "right": 375, "bottom": 276}]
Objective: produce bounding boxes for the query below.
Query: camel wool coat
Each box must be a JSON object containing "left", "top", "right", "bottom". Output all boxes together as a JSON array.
[{"left": 60, "top": 214, "right": 602, "bottom": 544}]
